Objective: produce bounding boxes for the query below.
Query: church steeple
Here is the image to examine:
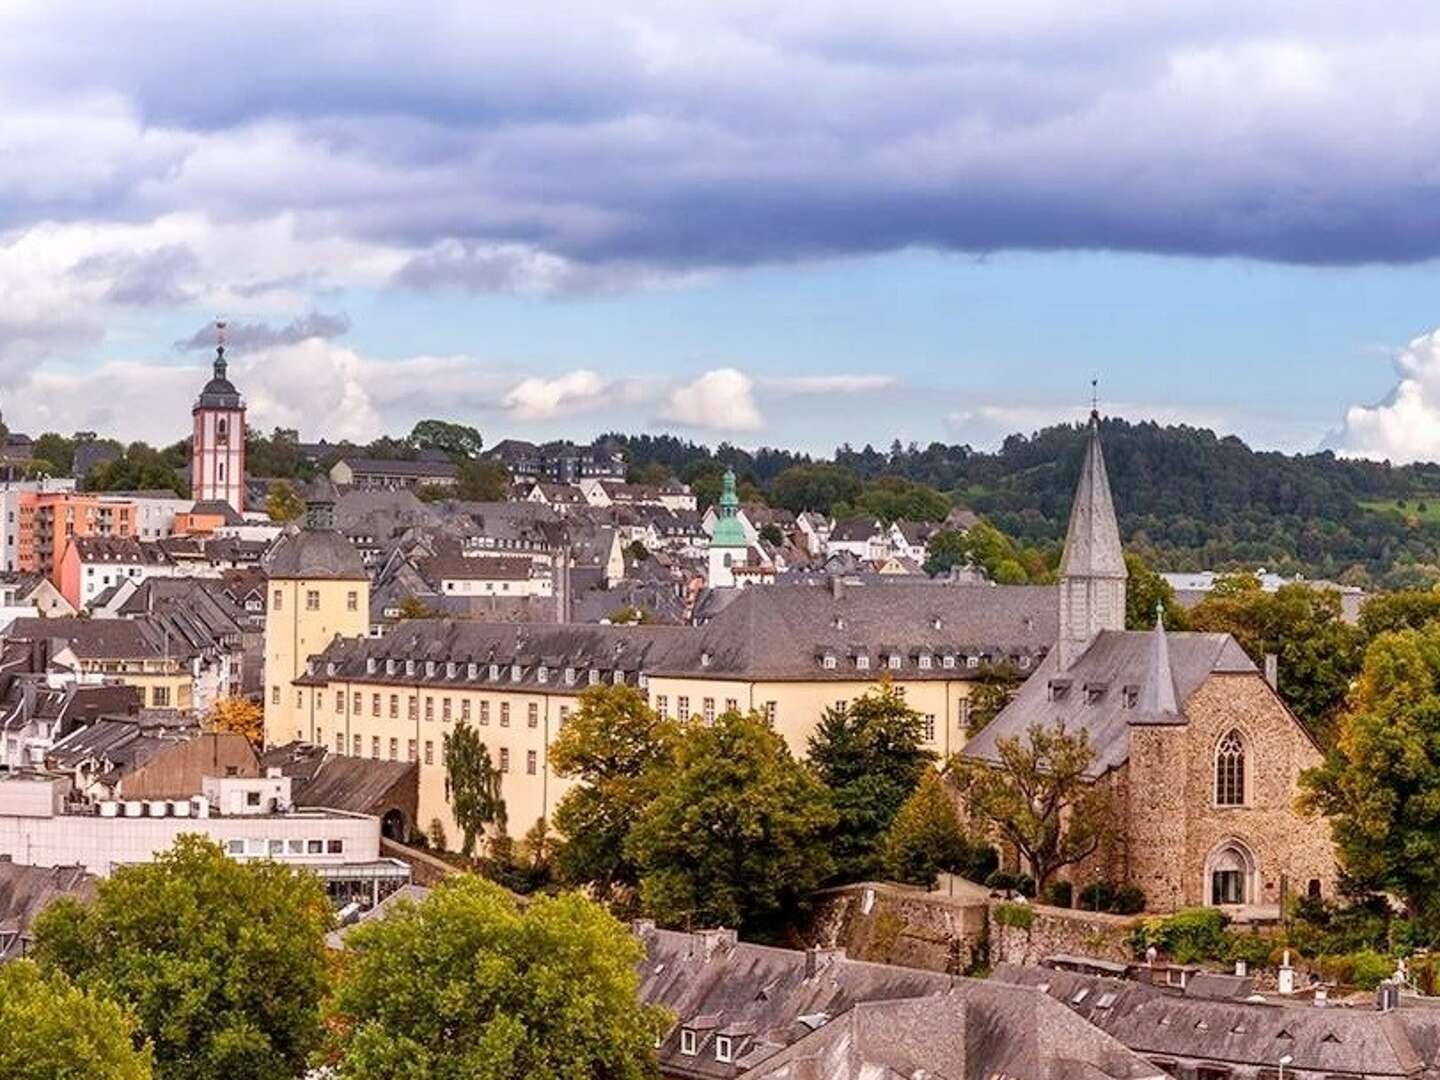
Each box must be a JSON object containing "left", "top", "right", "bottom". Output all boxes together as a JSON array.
[
  {"left": 1056, "top": 410, "right": 1128, "bottom": 670},
  {"left": 1139, "top": 602, "right": 1179, "bottom": 716}
]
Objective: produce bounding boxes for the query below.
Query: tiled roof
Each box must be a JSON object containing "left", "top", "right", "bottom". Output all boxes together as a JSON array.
[
  {"left": 263, "top": 529, "right": 367, "bottom": 581},
  {"left": 337, "top": 457, "right": 458, "bottom": 479},
  {"left": 0, "top": 863, "right": 96, "bottom": 960}
]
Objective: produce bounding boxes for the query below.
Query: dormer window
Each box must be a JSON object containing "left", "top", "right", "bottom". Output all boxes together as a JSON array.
[
  {"left": 856, "top": 655, "right": 869, "bottom": 671},
  {"left": 489, "top": 664, "right": 500, "bottom": 680},
  {"left": 467, "top": 662, "right": 478, "bottom": 680},
  {"left": 700, "top": 651, "right": 711, "bottom": 668},
  {"left": 680, "top": 1029, "right": 697, "bottom": 1057},
  {"left": 366, "top": 658, "right": 377, "bottom": 674},
  {"left": 918, "top": 654, "right": 932, "bottom": 670},
  {"left": 1084, "top": 683, "right": 1106, "bottom": 705},
  {"left": 822, "top": 654, "right": 837, "bottom": 670},
  {"left": 638, "top": 673, "right": 649, "bottom": 689},
  {"left": 613, "top": 670, "right": 624, "bottom": 685},
  {"left": 306, "top": 660, "right": 317, "bottom": 676},
  {"left": 1048, "top": 679, "right": 1071, "bottom": 701},
  {"left": 537, "top": 666, "right": 549, "bottom": 684},
  {"left": 446, "top": 662, "right": 457, "bottom": 679},
  {"left": 715, "top": 1035, "right": 733, "bottom": 1063},
  {"left": 564, "top": 667, "right": 576, "bottom": 685},
  {"left": 966, "top": 655, "right": 979, "bottom": 669},
  {"left": 942, "top": 654, "right": 956, "bottom": 670},
  {"left": 425, "top": 661, "right": 436, "bottom": 677},
  {"left": 1122, "top": 685, "right": 1139, "bottom": 709},
  {"left": 887, "top": 655, "right": 902, "bottom": 670},
  {"left": 589, "top": 669, "right": 600, "bottom": 685},
  {"left": 511, "top": 664, "right": 522, "bottom": 682},
  {"left": 326, "top": 661, "right": 337, "bottom": 676},
  {"left": 405, "top": 660, "right": 416, "bottom": 676},
  {"left": 386, "top": 659, "right": 397, "bottom": 676}
]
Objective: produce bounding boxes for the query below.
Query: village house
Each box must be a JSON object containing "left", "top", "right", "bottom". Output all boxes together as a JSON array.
[{"left": 961, "top": 413, "right": 1335, "bottom": 912}]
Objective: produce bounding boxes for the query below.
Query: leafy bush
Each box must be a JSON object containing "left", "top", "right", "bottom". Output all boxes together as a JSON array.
[
  {"left": 1133, "top": 908, "right": 1230, "bottom": 964},
  {"left": 1225, "top": 931, "right": 1274, "bottom": 970},
  {"left": 994, "top": 902, "right": 1034, "bottom": 930},
  {"left": 1111, "top": 884, "right": 1146, "bottom": 915},
  {"left": 1076, "top": 881, "right": 1115, "bottom": 911},
  {"left": 984, "top": 870, "right": 1036, "bottom": 897},
  {"left": 1075, "top": 880, "right": 1146, "bottom": 915},
  {"left": 1043, "top": 880, "right": 1073, "bottom": 908},
  {"left": 1317, "top": 949, "right": 1395, "bottom": 990}
]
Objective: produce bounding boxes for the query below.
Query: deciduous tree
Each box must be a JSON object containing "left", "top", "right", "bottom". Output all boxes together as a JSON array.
[
  {"left": 1302, "top": 623, "right": 1440, "bottom": 931},
  {"left": 626, "top": 710, "right": 835, "bottom": 931},
  {"left": 1123, "top": 551, "right": 1187, "bottom": 631},
  {"left": 807, "top": 683, "right": 934, "bottom": 881},
  {"left": 205, "top": 696, "right": 264, "bottom": 749},
  {"left": 455, "top": 457, "right": 510, "bottom": 501},
  {"left": 955, "top": 721, "right": 1113, "bottom": 893},
  {"left": 444, "top": 719, "right": 506, "bottom": 858},
  {"left": 408, "top": 419, "right": 484, "bottom": 460},
  {"left": 265, "top": 479, "right": 305, "bottom": 523},
  {"left": 0, "top": 960, "right": 153, "bottom": 1080},
  {"left": 329, "top": 875, "right": 669, "bottom": 1079},
  {"left": 884, "top": 767, "right": 993, "bottom": 888},
  {"left": 32, "top": 836, "right": 331, "bottom": 1080},
  {"left": 549, "top": 685, "right": 678, "bottom": 893}
]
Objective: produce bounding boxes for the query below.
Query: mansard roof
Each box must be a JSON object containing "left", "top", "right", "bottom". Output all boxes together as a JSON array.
[
  {"left": 961, "top": 629, "right": 1256, "bottom": 778},
  {"left": 1059, "top": 415, "right": 1127, "bottom": 581}
]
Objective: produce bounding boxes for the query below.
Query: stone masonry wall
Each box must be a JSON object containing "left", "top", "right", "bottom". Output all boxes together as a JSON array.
[
  {"left": 987, "top": 902, "right": 1140, "bottom": 968},
  {"left": 804, "top": 882, "right": 989, "bottom": 974}
]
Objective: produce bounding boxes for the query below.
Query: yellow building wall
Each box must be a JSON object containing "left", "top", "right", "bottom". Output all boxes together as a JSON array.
[
  {"left": 644, "top": 675, "right": 978, "bottom": 760},
  {"left": 263, "top": 577, "right": 369, "bottom": 747}
]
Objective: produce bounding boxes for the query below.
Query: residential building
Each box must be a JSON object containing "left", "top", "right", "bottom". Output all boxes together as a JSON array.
[
  {"left": 485, "top": 438, "right": 627, "bottom": 484},
  {"left": 259, "top": 741, "right": 418, "bottom": 842},
  {"left": 4, "top": 617, "right": 202, "bottom": 713},
  {"left": 105, "top": 490, "right": 194, "bottom": 541},
  {"left": 0, "top": 479, "right": 77, "bottom": 571},
  {"left": 0, "top": 572, "right": 73, "bottom": 627},
  {"left": 1, "top": 678, "right": 142, "bottom": 773},
  {"left": 329, "top": 456, "right": 458, "bottom": 491},
  {"left": 191, "top": 325, "right": 247, "bottom": 516},
  {"left": 0, "top": 861, "right": 96, "bottom": 961},
  {"left": 418, "top": 553, "right": 553, "bottom": 598},
  {"left": 634, "top": 925, "right": 1164, "bottom": 1079},
  {"left": 16, "top": 491, "right": 135, "bottom": 580},
  {"left": 47, "top": 721, "right": 258, "bottom": 801},
  {"left": 825, "top": 518, "right": 889, "bottom": 561},
  {"left": 55, "top": 535, "right": 175, "bottom": 610},
  {"left": 961, "top": 412, "right": 1335, "bottom": 911}
]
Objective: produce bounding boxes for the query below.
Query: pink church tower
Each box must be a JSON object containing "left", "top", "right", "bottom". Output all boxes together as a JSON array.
[{"left": 191, "top": 320, "right": 247, "bottom": 515}]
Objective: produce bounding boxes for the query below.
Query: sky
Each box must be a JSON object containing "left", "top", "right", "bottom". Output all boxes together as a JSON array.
[{"left": 8, "top": 3, "right": 1440, "bottom": 460}]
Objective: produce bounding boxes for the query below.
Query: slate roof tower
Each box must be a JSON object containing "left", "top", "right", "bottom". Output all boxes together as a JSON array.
[{"left": 1056, "top": 410, "right": 1128, "bottom": 670}]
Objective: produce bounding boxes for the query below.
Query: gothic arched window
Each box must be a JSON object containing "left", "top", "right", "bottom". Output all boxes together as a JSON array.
[{"left": 1215, "top": 729, "right": 1246, "bottom": 806}]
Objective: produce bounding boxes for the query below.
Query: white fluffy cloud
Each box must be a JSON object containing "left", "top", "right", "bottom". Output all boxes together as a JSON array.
[
  {"left": 660, "top": 368, "right": 764, "bottom": 432},
  {"left": 501, "top": 370, "right": 658, "bottom": 420},
  {"left": 1335, "top": 329, "right": 1440, "bottom": 462}
]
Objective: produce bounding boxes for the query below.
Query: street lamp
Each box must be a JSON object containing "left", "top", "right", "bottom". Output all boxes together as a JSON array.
[{"left": 1278, "top": 1053, "right": 1293, "bottom": 1079}]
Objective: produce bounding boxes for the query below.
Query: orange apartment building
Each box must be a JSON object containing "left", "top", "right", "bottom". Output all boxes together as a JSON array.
[{"left": 17, "top": 492, "right": 135, "bottom": 581}]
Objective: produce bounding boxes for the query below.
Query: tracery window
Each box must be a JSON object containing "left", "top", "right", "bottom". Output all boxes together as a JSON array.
[{"left": 1215, "top": 729, "right": 1246, "bottom": 806}]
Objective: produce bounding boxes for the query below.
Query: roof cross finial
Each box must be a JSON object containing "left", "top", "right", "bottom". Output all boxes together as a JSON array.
[
  {"left": 214, "top": 318, "right": 227, "bottom": 378},
  {"left": 1090, "top": 377, "right": 1099, "bottom": 421}
]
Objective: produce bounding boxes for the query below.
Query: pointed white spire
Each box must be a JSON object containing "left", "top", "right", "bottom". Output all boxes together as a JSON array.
[
  {"left": 1140, "top": 602, "right": 1179, "bottom": 716},
  {"left": 1056, "top": 410, "right": 1128, "bottom": 670}
]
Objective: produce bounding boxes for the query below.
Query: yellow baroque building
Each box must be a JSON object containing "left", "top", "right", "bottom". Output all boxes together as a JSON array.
[{"left": 269, "top": 566, "right": 1057, "bottom": 851}]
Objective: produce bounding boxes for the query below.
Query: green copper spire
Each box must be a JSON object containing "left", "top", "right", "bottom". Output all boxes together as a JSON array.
[{"left": 711, "top": 467, "right": 747, "bottom": 548}]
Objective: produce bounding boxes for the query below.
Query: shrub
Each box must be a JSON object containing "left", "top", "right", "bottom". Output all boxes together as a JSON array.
[
  {"left": 1318, "top": 949, "right": 1395, "bottom": 990},
  {"left": 1111, "top": 884, "right": 1146, "bottom": 915},
  {"left": 427, "top": 818, "right": 448, "bottom": 852},
  {"left": 1225, "top": 931, "right": 1273, "bottom": 970},
  {"left": 984, "top": 870, "right": 1036, "bottom": 897},
  {"left": 1134, "top": 908, "right": 1230, "bottom": 964},
  {"left": 1075, "top": 880, "right": 1145, "bottom": 915},
  {"left": 1077, "top": 882, "right": 1116, "bottom": 911},
  {"left": 1043, "top": 881, "right": 1073, "bottom": 908},
  {"left": 994, "top": 902, "right": 1034, "bottom": 931}
]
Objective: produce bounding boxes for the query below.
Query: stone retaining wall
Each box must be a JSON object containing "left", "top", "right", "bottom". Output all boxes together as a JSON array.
[{"left": 988, "top": 901, "right": 1140, "bottom": 967}]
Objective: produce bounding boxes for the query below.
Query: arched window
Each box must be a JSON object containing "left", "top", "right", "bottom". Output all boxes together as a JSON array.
[{"left": 1215, "top": 729, "right": 1246, "bottom": 806}]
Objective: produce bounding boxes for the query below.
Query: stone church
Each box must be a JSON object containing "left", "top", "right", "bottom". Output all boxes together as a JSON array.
[{"left": 961, "top": 414, "right": 1335, "bottom": 913}]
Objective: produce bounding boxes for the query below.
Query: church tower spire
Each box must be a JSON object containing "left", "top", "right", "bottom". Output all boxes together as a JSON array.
[
  {"left": 191, "top": 318, "right": 247, "bottom": 516},
  {"left": 1056, "top": 409, "right": 1127, "bottom": 670}
]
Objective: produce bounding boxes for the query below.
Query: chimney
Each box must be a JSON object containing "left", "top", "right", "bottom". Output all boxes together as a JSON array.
[
  {"left": 1378, "top": 981, "right": 1401, "bottom": 1013},
  {"left": 1234, "top": 958, "right": 1248, "bottom": 978},
  {"left": 1278, "top": 950, "right": 1296, "bottom": 995},
  {"left": 829, "top": 574, "right": 845, "bottom": 600},
  {"left": 805, "top": 945, "right": 845, "bottom": 979},
  {"left": 1314, "top": 986, "right": 1328, "bottom": 1007},
  {"left": 1264, "top": 653, "right": 1278, "bottom": 691}
]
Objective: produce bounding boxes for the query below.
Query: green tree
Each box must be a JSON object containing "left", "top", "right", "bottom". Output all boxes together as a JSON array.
[
  {"left": 444, "top": 720, "right": 507, "bottom": 858},
  {"left": 607, "top": 604, "right": 653, "bottom": 625},
  {"left": 884, "top": 768, "right": 991, "bottom": 888},
  {"left": 758, "top": 522, "right": 785, "bottom": 546},
  {"left": 807, "top": 683, "right": 935, "bottom": 881},
  {"left": 31, "top": 432, "right": 78, "bottom": 475},
  {"left": 1188, "top": 583, "right": 1362, "bottom": 737},
  {"left": 628, "top": 461, "right": 673, "bottom": 487},
  {"left": 844, "top": 475, "right": 951, "bottom": 524},
  {"left": 32, "top": 835, "right": 330, "bottom": 1080},
  {"left": 549, "top": 685, "right": 678, "bottom": 893},
  {"left": 0, "top": 960, "right": 153, "bottom": 1079},
  {"left": 626, "top": 539, "right": 650, "bottom": 562},
  {"left": 408, "top": 419, "right": 484, "bottom": 460},
  {"left": 245, "top": 427, "right": 303, "bottom": 478},
  {"left": 626, "top": 710, "right": 836, "bottom": 931},
  {"left": 955, "top": 721, "right": 1114, "bottom": 893},
  {"left": 330, "top": 876, "right": 668, "bottom": 1079},
  {"left": 87, "top": 442, "right": 188, "bottom": 496},
  {"left": 768, "top": 463, "right": 864, "bottom": 515},
  {"left": 1124, "top": 551, "right": 1188, "bottom": 630},
  {"left": 922, "top": 528, "right": 970, "bottom": 576},
  {"left": 265, "top": 479, "right": 305, "bottom": 523},
  {"left": 456, "top": 457, "right": 511, "bottom": 501},
  {"left": 1358, "top": 588, "right": 1440, "bottom": 641},
  {"left": 1302, "top": 623, "right": 1440, "bottom": 931}
]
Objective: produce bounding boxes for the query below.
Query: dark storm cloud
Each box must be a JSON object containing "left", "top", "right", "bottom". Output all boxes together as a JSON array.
[
  {"left": 8, "top": 2, "right": 1440, "bottom": 272},
  {"left": 172, "top": 312, "right": 351, "bottom": 353}
]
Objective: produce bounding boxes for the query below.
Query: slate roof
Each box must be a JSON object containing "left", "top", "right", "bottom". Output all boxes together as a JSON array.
[
  {"left": 419, "top": 554, "right": 534, "bottom": 582},
  {"left": 46, "top": 716, "right": 209, "bottom": 782},
  {"left": 4, "top": 617, "right": 175, "bottom": 661},
  {"left": 336, "top": 457, "right": 458, "bottom": 479},
  {"left": 1060, "top": 416, "right": 1127, "bottom": 581},
  {"left": 263, "top": 528, "right": 368, "bottom": 580},
  {"left": 68, "top": 535, "right": 172, "bottom": 565},
  {"left": 648, "top": 583, "right": 1057, "bottom": 682},
  {"left": 993, "top": 963, "right": 1440, "bottom": 1077},
  {"left": 829, "top": 518, "right": 884, "bottom": 543},
  {"left": 259, "top": 742, "right": 415, "bottom": 814},
  {"left": 0, "top": 862, "right": 96, "bottom": 961},
  {"left": 961, "top": 628, "right": 1256, "bottom": 777}
]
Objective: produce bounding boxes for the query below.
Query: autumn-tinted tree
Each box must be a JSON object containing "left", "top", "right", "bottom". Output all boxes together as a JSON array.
[
  {"left": 884, "top": 768, "right": 994, "bottom": 888},
  {"left": 265, "top": 479, "right": 305, "bottom": 523},
  {"left": 205, "top": 696, "right": 264, "bottom": 749},
  {"left": 1357, "top": 588, "right": 1440, "bottom": 641},
  {"left": 396, "top": 595, "right": 437, "bottom": 620},
  {"left": 1188, "top": 583, "right": 1362, "bottom": 737},
  {"left": 807, "top": 683, "right": 935, "bottom": 881},
  {"left": 444, "top": 719, "right": 507, "bottom": 857},
  {"left": 955, "top": 721, "right": 1114, "bottom": 893},
  {"left": 549, "top": 685, "right": 678, "bottom": 893},
  {"left": 627, "top": 710, "right": 836, "bottom": 931},
  {"left": 32, "top": 836, "right": 331, "bottom": 1080},
  {"left": 408, "top": 418, "right": 485, "bottom": 460},
  {"left": 0, "top": 960, "right": 153, "bottom": 1079},
  {"left": 329, "top": 875, "right": 668, "bottom": 1079},
  {"left": 1302, "top": 623, "right": 1440, "bottom": 932}
]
